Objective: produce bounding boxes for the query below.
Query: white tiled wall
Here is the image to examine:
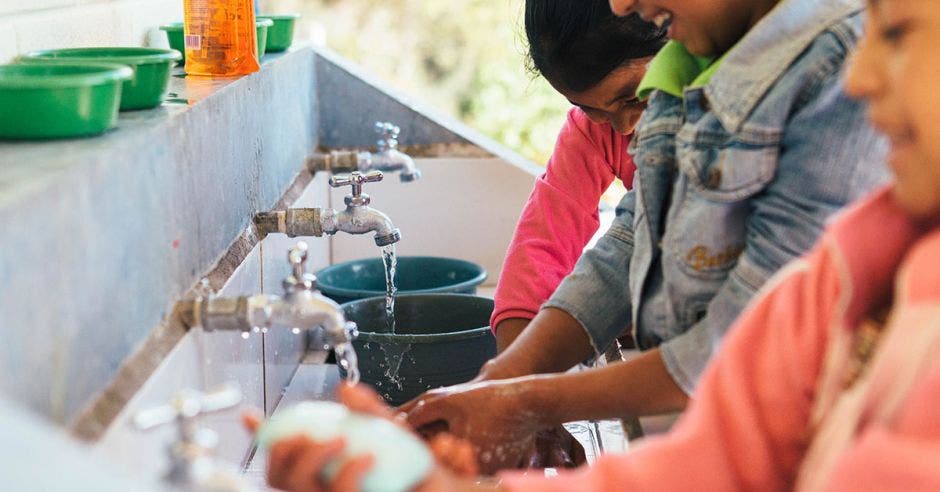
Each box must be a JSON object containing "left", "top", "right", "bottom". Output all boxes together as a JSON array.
[{"left": 0, "top": 0, "right": 182, "bottom": 63}]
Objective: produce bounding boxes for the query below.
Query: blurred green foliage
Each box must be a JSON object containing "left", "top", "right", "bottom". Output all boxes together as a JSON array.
[{"left": 265, "top": 0, "right": 569, "bottom": 164}]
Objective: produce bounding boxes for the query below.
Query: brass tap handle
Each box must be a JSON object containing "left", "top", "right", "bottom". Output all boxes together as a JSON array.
[{"left": 374, "top": 121, "right": 400, "bottom": 152}]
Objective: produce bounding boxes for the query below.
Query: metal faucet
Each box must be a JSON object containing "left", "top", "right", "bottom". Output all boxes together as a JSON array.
[
  {"left": 132, "top": 384, "right": 256, "bottom": 492},
  {"left": 307, "top": 121, "right": 422, "bottom": 182},
  {"left": 179, "top": 242, "right": 358, "bottom": 353},
  {"left": 254, "top": 170, "right": 401, "bottom": 247}
]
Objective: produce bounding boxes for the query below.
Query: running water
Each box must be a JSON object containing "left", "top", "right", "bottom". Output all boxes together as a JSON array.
[
  {"left": 382, "top": 244, "right": 398, "bottom": 334},
  {"left": 335, "top": 341, "right": 360, "bottom": 385}
]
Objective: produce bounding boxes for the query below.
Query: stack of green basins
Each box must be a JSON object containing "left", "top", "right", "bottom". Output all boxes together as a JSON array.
[{"left": 19, "top": 47, "right": 181, "bottom": 111}]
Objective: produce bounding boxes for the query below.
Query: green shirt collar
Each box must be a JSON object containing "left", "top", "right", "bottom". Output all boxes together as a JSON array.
[{"left": 637, "top": 41, "right": 724, "bottom": 100}]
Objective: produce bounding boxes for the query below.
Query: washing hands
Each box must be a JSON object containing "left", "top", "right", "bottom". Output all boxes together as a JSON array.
[{"left": 243, "top": 383, "right": 487, "bottom": 492}]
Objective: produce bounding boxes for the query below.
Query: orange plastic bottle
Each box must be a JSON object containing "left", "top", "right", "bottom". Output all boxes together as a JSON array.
[{"left": 183, "top": 0, "right": 260, "bottom": 76}]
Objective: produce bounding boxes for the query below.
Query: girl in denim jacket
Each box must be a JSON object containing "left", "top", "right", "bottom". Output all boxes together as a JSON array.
[{"left": 403, "top": 0, "right": 892, "bottom": 472}]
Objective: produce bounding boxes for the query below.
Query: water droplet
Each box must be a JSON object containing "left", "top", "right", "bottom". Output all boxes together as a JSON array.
[
  {"left": 240, "top": 332, "right": 250, "bottom": 339},
  {"left": 291, "top": 327, "right": 301, "bottom": 335},
  {"left": 260, "top": 326, "right": 268, "bottom": 334}
]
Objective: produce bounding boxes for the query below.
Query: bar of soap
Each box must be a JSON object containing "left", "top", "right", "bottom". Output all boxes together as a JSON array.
[{"left": 256, "top": 401, "right": 432, "bottom": 492}]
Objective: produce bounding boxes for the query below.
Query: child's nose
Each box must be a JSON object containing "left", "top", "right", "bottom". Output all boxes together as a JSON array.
[{"left": 843, "top": 43, "right": 881, "bottom": 100}]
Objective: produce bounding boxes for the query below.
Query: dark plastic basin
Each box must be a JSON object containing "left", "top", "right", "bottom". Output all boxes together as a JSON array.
[
  {"left": 340, "top": 294, "right": 496, "bottom": 406},
  {"left": 317, "top": 256, "right": 487, "bottom": 305}
]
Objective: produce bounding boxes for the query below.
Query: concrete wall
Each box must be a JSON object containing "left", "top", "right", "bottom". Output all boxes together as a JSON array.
[
  {"left": 0, "top": 50, "right": 318, "bottom": 424},
  {"left": 0, "top": 0, "right": 183, "bottom": 63}
]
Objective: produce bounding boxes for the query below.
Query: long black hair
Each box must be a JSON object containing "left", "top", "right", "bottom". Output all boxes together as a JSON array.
[{"left": 525, "top": 0, "right": 667, "bottom": 92}]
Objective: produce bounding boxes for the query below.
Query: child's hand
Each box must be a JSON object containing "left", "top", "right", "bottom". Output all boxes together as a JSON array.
[{"left": 242, "top": 383, "right": 479, "bottom": 491}]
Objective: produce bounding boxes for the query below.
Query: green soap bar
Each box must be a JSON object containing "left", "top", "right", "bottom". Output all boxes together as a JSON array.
[{"left": 256, "top": 402, "right": 433, "bottom": 492}]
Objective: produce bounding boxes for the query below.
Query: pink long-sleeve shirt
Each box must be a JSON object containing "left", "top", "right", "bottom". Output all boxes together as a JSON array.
[
  {"left": 502, "top": 186, "right": 940, "bottom": 490},
  {"left": 491, "top": 108, "right": 636, "bottom": 332}
]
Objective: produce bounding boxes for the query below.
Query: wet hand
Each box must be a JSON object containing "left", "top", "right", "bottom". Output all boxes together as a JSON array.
[{"left": 400, "top": 379, "right": 551, "bottom": 474}]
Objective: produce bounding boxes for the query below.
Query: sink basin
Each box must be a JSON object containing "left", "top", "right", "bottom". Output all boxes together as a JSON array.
[
  {"left": 317, "top": 256, "right": 487, "bottom": 305},
  {"left": 339, "top": 294, "right": 496, "bottom": 405}
]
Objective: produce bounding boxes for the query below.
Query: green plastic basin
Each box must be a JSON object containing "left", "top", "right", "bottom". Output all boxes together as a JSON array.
[
  {"left": 0, "top": 63, "right": 132, "bottom": 139},
  {"left": 20, "top": 48, "right": 180, "bottom": 111},
  {"left": 316, "top": 256, "right": 487, "bottom": 305},
  {"left": 340, "top": 294, "right": 497, "bottom": 405},
  {"left": 256, "top": 17, "right": 274, "bottom": 58},
  {"left": 158, "top": 24, "right": 186, "bottom": 66},
  {"left": 257, "top": 14, "right": 300, "bottom": 52},
  {"left": 161, "top": 19, "right": 274, "bottom": 64}
]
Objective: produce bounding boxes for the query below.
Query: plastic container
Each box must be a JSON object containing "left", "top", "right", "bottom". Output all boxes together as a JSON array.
[
  {"left": 256, "top": 14, "right": 300, "bottom": 52},
  {"left": 19, "top": 48, "right": 180, "bottom": 110},
  {"left": 255, "top": 17, "right": 274, "bottom": 58},
  {"left": 0, "top": 63, "right": 132, "bottom": 139},
  {"left": 162, "top": 18, "right": 274, "bottom": 65},
  {"left": 339, "top": 294, "right": 497, "bottom": 405},
  {"left": 159, "top": 23, "right": 187, "bottom": 65},
  {"left": 183, "top": 0, "right": 259, "bottom": 76},
  {"left": 316, "top": 256, "right": 487, "bottom": 304}
]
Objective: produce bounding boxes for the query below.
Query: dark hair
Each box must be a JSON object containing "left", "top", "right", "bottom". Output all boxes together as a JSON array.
[{"left": 525, "top": 0, "right": 667, "bottom": 92}]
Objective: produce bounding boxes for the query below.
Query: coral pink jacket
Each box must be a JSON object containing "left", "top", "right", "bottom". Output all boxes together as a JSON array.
[
  {"left": 491, "top": 108, "right": 635, "bottom": 331},
  {"left": 502, "top": 186, "right": 940, "bottom": 490}
]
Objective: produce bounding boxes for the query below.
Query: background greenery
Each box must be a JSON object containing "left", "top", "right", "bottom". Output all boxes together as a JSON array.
[{"left": 264, "top": 0, "right": 569, "bottom": 165}]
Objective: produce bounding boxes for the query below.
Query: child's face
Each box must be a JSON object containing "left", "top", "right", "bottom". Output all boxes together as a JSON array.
[
  {"left": 552, "top": 58, "right": 651, "bottom": 135},
  {"left": 845, "top": 0, "right": 940, "bottom": 221},
  {"left": 608, "top": 0, "right": 778, "bottom": 56}
]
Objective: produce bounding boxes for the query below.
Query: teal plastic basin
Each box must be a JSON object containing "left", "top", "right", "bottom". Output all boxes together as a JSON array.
[
  {"left": 340, "top": 294, "right": 497, "bottom": 405},
  {"left": 0, "top": 63, "right": 132, "bottom": 139},
  {"left": 161, "top": 18, "right": 274, "bottom": 64},
  {"left": 20, "top": 48, "right": 180, "bottom": 110},
  {"left": 316, "top": 256, "right": 487, "bottom": 305},
  {"left": 257, "top": 14, "right": 300, "bottom": 52}
]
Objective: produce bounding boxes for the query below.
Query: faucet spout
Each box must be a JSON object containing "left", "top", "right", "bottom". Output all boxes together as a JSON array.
[
  {"left": 359, "top": 148, "right": 421, "bottom": 182},
  {"left": 305, "top": 122, "right": 421, "bottom": 182},
  {"left": 321, "top": 205, "right": 401, "bottom": 247}
]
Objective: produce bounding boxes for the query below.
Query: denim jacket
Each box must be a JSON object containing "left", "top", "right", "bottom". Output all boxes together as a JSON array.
[{"left": 545, "top": 0, "right": 889, "bottom": 394}]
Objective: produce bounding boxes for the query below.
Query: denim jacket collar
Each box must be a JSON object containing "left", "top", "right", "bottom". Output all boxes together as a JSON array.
[{"left": 704, "top": 0, "right": 865, "bottom": 133}]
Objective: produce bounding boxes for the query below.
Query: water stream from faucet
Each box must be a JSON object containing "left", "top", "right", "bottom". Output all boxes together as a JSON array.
[
  {"left": 381, "top": 244, "right": 398, "bottom": 334},
  {"left": 335, "top": 341, "right": 360, "bottom": 385}
]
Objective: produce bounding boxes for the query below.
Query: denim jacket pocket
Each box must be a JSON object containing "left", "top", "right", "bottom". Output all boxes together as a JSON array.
[
  {"left": 677, "top": 145, "right": 779, "bottom": 202},
  {"left": 665, "top": 145, "right": 778, "bottom": 281}
]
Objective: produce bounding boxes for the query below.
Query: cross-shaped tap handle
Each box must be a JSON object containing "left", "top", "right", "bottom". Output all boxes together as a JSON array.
[
  {"left": 329, "top": 170, "right": 384, "bottom": 200},
  {"left": 284, "top": 242, "right": 317, "bottom": 294},
  {"left": 374, "top": 122, "right": 400, "bottom": 151},
  {"left": 288, "top": 242, "right": 308, "bottom": 280},
  {"left": 132, "top": 383, "right": 243, "bottom": 432}
]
